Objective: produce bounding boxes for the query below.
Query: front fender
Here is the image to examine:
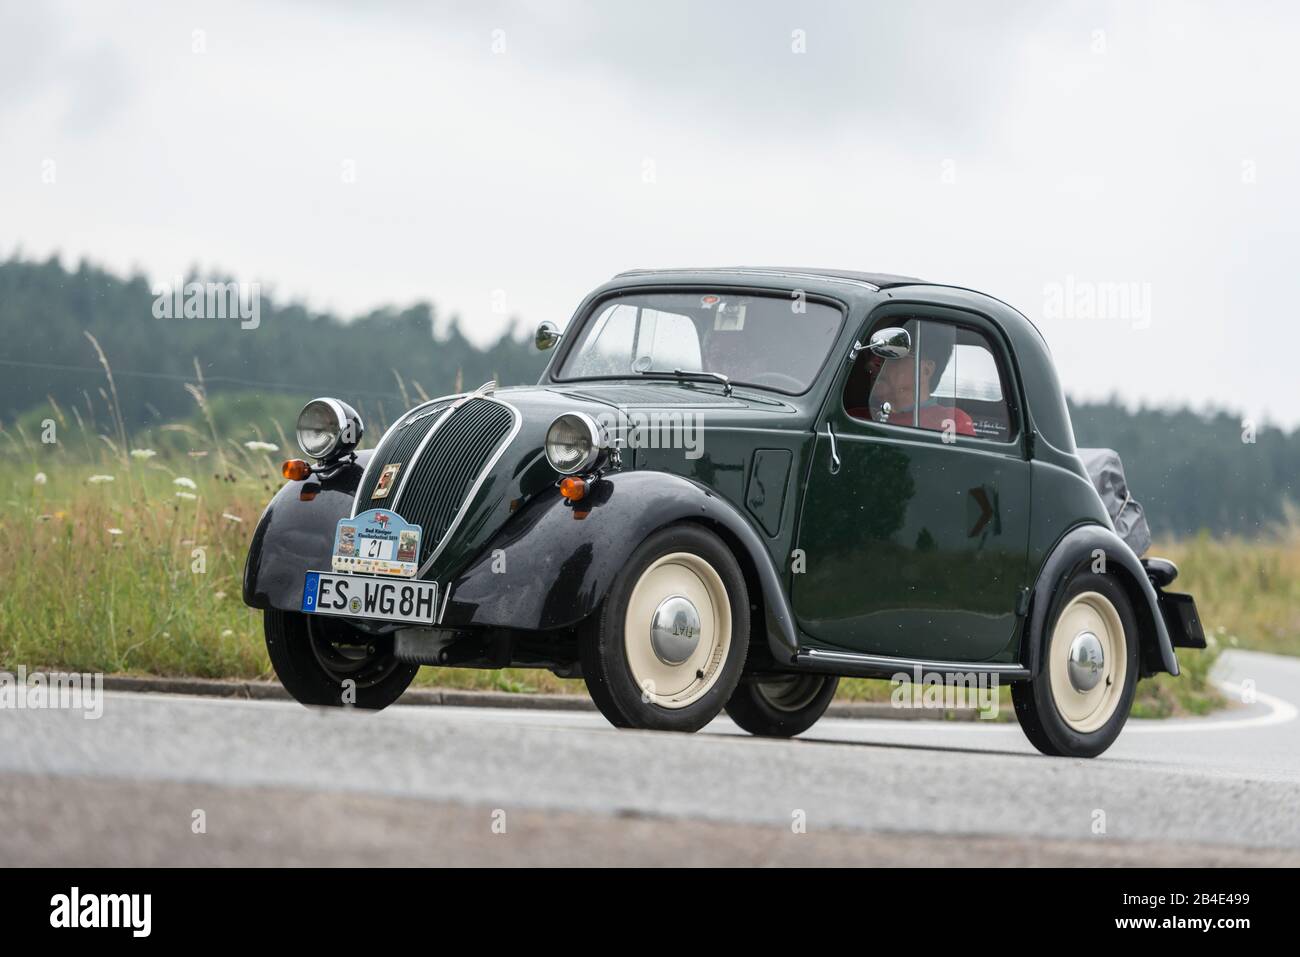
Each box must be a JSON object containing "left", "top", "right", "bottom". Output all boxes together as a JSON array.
[
  {"left": 440, "top": 470, "right": 800, "bottom": 662},
  {"left": 241, "top": 453, "right": 371, "bottom": 611},
  {"left": 1023, "top": 523, "right": 1179, "bottom": 678}
]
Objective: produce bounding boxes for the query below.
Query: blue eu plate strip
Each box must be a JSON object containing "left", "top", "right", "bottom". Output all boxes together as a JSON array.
[{"left": 301, "top": 571, "right": 320, "bottom": 612}]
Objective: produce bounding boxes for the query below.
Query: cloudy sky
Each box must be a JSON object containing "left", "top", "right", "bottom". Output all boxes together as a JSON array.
[{"left": 3, "top": 1, "right": 1298, "bottom": 423}]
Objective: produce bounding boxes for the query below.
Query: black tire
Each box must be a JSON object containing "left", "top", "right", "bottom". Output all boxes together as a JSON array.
[
  {"left": 580, "top": 523, "right": 749, "bottom": 733},
  {"left": 1012, "top": 571, "right": 1139, "bottom": 758},
  {"left": 726, "top": 674, "right": 839, "bottom": 738},
  {"left": 264, "top": 609, "right": 418, "bottom": 710}
]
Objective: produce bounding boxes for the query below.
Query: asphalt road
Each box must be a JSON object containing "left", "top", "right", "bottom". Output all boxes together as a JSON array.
[{"left": 1, "top": 649, "right": 1297, "bottom": 866}]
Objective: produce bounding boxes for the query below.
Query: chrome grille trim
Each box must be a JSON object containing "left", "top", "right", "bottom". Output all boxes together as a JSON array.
[
  {"left": 416, "top": 396, "right": 521, "bottom": 578},
  {"left": 389, "top": 405, "right": 458, "bottom": 505},
  {"left": 350, "top": 392, "right": 466, "bottom": 518}
]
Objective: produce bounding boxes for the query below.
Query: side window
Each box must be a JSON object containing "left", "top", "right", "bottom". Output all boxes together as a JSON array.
[{"left": 844, "top": 319, "right": 1014, "bottom": 442}]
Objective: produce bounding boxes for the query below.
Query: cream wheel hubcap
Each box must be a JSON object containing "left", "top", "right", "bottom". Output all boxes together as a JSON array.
[
  {"left": 1049, "top": 591, "right": 1127, "bottom": 733},
  {"left": 624, "top": 552, "right": 731, "bottom": 709}
]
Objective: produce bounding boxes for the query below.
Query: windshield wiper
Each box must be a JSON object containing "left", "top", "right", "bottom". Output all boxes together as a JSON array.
[{"left": 636, "top": 368, "right": 732, "bottom": 396}]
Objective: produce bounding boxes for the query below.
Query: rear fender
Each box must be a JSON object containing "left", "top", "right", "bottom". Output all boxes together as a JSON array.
[{"left": 1023, "top": 523, "right": 1180, "bottom": 678}]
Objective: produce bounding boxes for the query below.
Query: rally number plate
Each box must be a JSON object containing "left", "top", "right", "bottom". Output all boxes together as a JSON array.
[{"left": 332, "top": 508, "right": 422, "bottom": 577}]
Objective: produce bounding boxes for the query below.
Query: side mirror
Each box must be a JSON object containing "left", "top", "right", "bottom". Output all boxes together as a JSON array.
[
  {"left": 867, "top": 326, "right": 911, "bottom": 359},
  {"left": 535, "top": 321, "right": 562, "bottom": 351}
]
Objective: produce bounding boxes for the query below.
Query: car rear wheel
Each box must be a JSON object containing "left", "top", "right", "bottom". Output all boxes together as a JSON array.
[
  {"left": 1012, "top": 571, "right": 1138, "bottom": 757},
  {"left": 265, "top": 609, "right": 418, "bottom": 710},
  {"left": 579, "top": 524, "right": 749, "bottom": 732},
  {"left": 725, "top": 674, "right": 839, "bottom": 738}
]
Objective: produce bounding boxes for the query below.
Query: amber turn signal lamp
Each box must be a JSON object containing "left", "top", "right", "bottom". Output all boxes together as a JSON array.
[
  {"left": 559, "top": 476, "right": 587, "bottom": 501},
  {"left": 282, "top": 459, "right": 313, "bottom": 481}
]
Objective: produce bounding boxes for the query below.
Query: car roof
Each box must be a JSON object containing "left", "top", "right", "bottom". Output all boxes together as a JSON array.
[
  {"left": 613, "top": 266, "right": 926, "bottom": 290},
  {"left": 609, "top": 266, "right": 1049, "bottom": 344}
]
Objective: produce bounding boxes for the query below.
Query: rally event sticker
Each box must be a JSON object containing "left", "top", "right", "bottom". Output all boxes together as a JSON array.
[{"left": 332, "top": 508, "right": 422, "bottom": 577}]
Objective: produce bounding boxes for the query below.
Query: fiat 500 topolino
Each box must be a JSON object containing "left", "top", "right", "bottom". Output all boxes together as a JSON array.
[{"left": 242, "top": 267, "right": 1204, "bottom": 758}]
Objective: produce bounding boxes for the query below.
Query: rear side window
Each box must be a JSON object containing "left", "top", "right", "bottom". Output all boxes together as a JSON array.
[
  {"left": 934, "top": 327, "right": 1014, "bottom": 441},
  {"left": 844, "top": 319, "right": 1015, "bottom": 442}
]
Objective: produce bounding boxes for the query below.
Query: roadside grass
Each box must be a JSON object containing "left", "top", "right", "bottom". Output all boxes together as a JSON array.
[
  {"left": 1153, "top": 528, "right": 1300, "bottom": 658},
  {"left": 0, "top": 376, "right": 1281, "bottom": 716}
]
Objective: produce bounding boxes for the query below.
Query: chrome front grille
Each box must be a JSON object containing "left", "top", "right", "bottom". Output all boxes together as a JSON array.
[
  {"left": 353, "top": 401, "right": 450, "bottom": 505},
  {"left": 391, "top": 398, "right": 516, "bottom": 568}
]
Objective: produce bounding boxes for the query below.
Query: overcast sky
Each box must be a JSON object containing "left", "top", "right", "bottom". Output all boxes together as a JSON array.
[{"left": 3, "top": 1, "right": 1298, "bottom": 424}]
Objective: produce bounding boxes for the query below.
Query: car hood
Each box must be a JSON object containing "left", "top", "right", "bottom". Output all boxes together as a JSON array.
[{"left": 402, "top": 381, "right": 798, "bottom": 583}]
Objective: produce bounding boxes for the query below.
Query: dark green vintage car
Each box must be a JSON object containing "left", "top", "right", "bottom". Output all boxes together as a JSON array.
[{"left": 243, "top": 267, "right": 1205, "bottom": 758}]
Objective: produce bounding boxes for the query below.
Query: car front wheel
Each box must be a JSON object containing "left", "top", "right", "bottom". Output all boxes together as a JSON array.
[
  {"left": 579, "top": 523, "right": 749, "bottom": 733},
  {"left": 726, "top": 674, "right": 839, "bottom": 738},
  {"left": 264, "top": 609, "right": 418, "bottom": 710},
  {"left": 1012, "top": 571, "right": 1139, "bottom": 757}
]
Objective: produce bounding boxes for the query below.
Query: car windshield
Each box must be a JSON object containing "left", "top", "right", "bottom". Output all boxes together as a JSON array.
[{"left": 555, "top": 291, "right": 844, "bottom": 395}]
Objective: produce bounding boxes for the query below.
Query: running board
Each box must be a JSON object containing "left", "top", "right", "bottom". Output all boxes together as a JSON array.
[{"left": 795, "top": 648, "right": 1030, "bottom": 681}]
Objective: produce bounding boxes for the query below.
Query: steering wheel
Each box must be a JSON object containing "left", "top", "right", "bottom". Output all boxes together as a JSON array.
[{"left": 745, "top": 371, "right": 803, "bottom": 392}]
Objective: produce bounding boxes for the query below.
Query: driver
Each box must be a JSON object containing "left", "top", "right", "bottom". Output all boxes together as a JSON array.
[{"left": 848, "top": 333, "right": 975, "bottom": 436}]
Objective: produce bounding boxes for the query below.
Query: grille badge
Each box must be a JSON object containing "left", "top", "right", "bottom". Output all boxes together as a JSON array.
[{"left": 372, "top": 462, "right": 401, "bottom": 499}]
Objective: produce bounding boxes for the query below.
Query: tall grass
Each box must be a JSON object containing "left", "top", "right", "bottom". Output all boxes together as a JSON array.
[{"left": 1154, "top": 526, "right": 1300, "bottom": 657}]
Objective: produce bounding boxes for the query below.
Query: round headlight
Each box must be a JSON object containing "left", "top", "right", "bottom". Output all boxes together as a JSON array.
[
  {"left": 545, "top": 412, "right": 604, "bottom": 475},
  {"left": 297, "top": 398, "right": 363, "bottom": 461}
]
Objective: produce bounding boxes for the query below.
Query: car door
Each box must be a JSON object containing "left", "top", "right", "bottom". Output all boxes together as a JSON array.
[{"left": 791, "top": 308, "right": 1031, "bottom": 663}]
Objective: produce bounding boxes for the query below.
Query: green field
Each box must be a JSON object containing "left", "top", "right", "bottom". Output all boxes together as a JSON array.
[{"left": 4, "top": 392, "right": 1284, "bottom": 717}]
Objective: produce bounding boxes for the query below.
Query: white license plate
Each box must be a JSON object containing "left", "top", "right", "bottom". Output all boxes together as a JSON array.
[{"left": 301, "top": 571, "right": 438, "bottom": 625}]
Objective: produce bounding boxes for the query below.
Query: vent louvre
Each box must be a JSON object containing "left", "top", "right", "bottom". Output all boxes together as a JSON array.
[{"left": 390, "top": 398, "right": 515, "bottom": 567}]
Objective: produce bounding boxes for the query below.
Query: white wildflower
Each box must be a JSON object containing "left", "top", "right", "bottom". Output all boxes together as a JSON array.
[
  {"left": 244, "top": 440, "right": 278, "bottom": 452},
  {"left": 107, "top": 528, "right": 124, "bottom": 536},
  {"left": 176, "top": 491, "right": 197, "bottom": 500},
  {"left": 173, "top": 476, "right": 197, "bottom": 489},
  {"left": 220, "top": 629, "right": 234, "bottom": 638},
  {"left": 87, "top": 474, "right": 115, "bottom": 484},
  {"left": 221, "top": 512, "right": 243, "bottom": 523},
  {"left": 34, "top": 472, "right": 47, "bottom": 485},
  {"left": 214, "top": 591, "right": 226, "bottom": 601},
  {"left": 130, "top": 449, "right": 157, "bottom": 459}
]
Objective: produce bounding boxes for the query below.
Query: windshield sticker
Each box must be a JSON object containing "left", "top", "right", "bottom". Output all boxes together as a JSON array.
[{"left": 714, "top": 301, "right": 746, "bottom": 331}]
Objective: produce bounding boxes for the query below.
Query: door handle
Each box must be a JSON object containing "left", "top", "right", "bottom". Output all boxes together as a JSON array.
[{"left": 826, "top": 423, "right": 841, "bottom": 475}]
